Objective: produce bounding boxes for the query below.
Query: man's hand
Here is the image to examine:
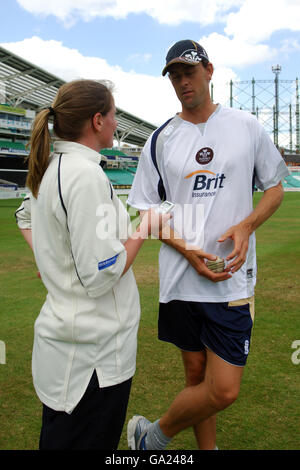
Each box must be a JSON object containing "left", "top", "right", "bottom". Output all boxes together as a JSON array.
[
  {"left": 183, "top": 247, "right": 232, "bottom": 283},
  {"left": 159, "top": 221, "right": 231, "bottom": 282},
  {"left": 218, "top": 182, "right": 284, "bottom": 273},
  {"left": 218, "top": 222, "right": 251, "bottom": 273}
]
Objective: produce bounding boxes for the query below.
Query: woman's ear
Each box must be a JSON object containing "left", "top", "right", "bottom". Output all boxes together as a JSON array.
[{"left": 92, "top": 112, "right": 103, "bottom": 131}]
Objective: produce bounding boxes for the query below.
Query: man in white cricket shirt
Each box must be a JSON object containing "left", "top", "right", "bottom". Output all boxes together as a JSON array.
[{"left": 126, "top": 40, "right": 289, "bottom": 450}]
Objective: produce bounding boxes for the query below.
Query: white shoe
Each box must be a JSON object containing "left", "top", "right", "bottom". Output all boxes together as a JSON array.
[{"left": 127, "top": 415, "right": 151, "bottom": 450}]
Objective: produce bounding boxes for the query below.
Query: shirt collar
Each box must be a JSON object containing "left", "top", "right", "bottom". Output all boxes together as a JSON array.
[
  {"left": 176, "top": 103, "right": 222, "bottom": 125},
  {"left": 53, "top": 140, "right": 102, "bottom": 165}
]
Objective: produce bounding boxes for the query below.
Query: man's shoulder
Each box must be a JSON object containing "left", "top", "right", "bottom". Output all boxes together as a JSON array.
[
  {"left": 219, "top": 105, "right": 257, "bottom": 123},
  {"left": 151, "top": 115, "right": 182, "bottom": 146}
]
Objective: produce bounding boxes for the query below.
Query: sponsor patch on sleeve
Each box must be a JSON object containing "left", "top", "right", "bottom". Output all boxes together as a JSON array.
[{"left": 98, "top": 254, "right": 119, "bottom": 271}]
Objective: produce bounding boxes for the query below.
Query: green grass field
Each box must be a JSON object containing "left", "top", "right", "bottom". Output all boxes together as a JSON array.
[{"left": 0, "top": 193, "right": 299, "bottom": 450}]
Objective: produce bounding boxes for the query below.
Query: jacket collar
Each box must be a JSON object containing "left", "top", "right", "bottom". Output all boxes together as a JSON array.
[{"left": 53, "top": 140, "right": 102, "bottom": 165}]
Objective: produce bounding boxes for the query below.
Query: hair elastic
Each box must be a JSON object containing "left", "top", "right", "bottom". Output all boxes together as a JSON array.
[{"left": 48, "top": 106, "right": 55, "bottom": 116}]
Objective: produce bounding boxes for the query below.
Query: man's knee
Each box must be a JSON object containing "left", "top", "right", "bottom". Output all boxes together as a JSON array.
[
  {"left": 204, "top": 349, "right": 244, "bottom": 411},
  {"left": 186, "top": 366, "right": 205, "bottom": 386},
  {"left": 208, "top": 382, "right": 240, "bottom": 411},
  {"left": 182, "top": 351, "right": 207, "bottom": 386}
]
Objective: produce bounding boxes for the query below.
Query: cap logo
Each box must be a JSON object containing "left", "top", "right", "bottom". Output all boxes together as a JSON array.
[
  {"left": 162, "top": 41, "right": 209, "bottom": 76},
  {"left": 180, "top": 49, "right": 202, "bottom": 64}
]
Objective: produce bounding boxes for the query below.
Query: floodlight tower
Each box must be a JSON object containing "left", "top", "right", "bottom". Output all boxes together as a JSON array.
[{"left": 272, "top": 64, "right": 281, "bottom": 147}]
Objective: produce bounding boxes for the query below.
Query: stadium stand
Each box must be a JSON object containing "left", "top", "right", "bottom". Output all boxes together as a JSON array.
[
  {"left": 100, "top": 148, "right": 138, "bottom": 169},
  {"left": 104, "top": 168, "right": 136, "bottom": 189},
  {"left": 0, "top": 141, "right": 139, "bottom": 192},
  {"left": 0, "top": 140, "right": 27, "bottom": 153},
  {"left": 283, "top": 169, "right": 300, "bottom": 190},
  {"left": 0, "top": 45, "right": 156, "bottom": 198}
]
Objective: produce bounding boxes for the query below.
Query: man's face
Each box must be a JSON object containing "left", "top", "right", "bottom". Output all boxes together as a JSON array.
[{"left": 168, "top": 62, "right": 213, "bottom": 110}]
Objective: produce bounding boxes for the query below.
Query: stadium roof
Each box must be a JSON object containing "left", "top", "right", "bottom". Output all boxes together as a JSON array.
[{"left": 0, "top": 45, "right": 156, "bottom": 146}]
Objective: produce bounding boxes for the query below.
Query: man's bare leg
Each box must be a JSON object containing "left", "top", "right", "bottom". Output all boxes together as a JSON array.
[
  {"left": 159, "top": 348, "right": 244, "bottom": 439},
  {"left": 181, "top": 350, "right": 217, "bottom": 450}
]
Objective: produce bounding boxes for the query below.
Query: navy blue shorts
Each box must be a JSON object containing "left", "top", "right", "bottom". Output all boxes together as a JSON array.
[{"left": 158, "top": 298, "right": 254, "bottom": 367}]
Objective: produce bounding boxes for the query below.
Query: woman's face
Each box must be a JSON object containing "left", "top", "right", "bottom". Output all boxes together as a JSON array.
[{"left": 99, "top": 98, "right": 118, "bottom": 149}]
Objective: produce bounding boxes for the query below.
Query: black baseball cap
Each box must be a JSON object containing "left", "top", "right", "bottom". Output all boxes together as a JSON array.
[{"left": 162, "top": 39, "right": 209, "bottom": 76}]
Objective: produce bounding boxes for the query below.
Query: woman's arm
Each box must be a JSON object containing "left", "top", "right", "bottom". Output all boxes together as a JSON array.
[
  {"left": 20, "top": 228, "right": 33, "bottom": 250},
  {"left": 122, "top": 208, "right": 170, "bottom": 275}
]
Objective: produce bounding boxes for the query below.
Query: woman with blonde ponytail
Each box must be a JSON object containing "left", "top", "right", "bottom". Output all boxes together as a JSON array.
[{"left": 15, "top": 79, "right": 170, "bottom": 450}]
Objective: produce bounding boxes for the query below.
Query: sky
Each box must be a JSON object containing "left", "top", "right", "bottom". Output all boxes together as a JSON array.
[{"left": 0, "top": 0, "right": 300, "bottom": 126}]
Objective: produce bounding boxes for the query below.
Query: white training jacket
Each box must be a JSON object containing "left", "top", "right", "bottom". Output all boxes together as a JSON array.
[{"left": 15, "top": 140, "right": 140, "bottom": 413}]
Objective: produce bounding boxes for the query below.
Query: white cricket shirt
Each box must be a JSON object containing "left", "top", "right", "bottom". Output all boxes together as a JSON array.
[
  {"left": 127, "top": 105, "right": 289, "bottom": 303},
  {"left": 16, "top": 140, "right": 140, "bottom": 413}
]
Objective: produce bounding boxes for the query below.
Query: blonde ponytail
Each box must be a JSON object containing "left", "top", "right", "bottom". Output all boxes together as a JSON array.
[{"left": 26, "top": 108, "right": 52, "bottom": 198}]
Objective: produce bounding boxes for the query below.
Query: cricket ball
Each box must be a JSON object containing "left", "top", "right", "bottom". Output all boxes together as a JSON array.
[{"left": 206, "top": 256, "right": 225, "bottom": 273}]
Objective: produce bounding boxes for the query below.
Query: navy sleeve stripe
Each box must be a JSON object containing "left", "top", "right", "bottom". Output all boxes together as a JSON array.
[
  {"left": 58, "top": 153, "right": 67, "bottom": 217},
  {"left": 150, "top": 118, "right": 173, "bottom": 201},
  {"left": 57, "top": 153, "right": 84, "bottom": 287}
]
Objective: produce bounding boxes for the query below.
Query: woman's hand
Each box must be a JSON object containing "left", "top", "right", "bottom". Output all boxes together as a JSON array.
[{"left": 139, "top": 207, "right": 172, "bottom": 238}]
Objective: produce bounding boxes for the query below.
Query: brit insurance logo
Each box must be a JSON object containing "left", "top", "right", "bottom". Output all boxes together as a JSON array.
[{"left": 184, "top": 147, "right": 226, "bottom": 198}]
